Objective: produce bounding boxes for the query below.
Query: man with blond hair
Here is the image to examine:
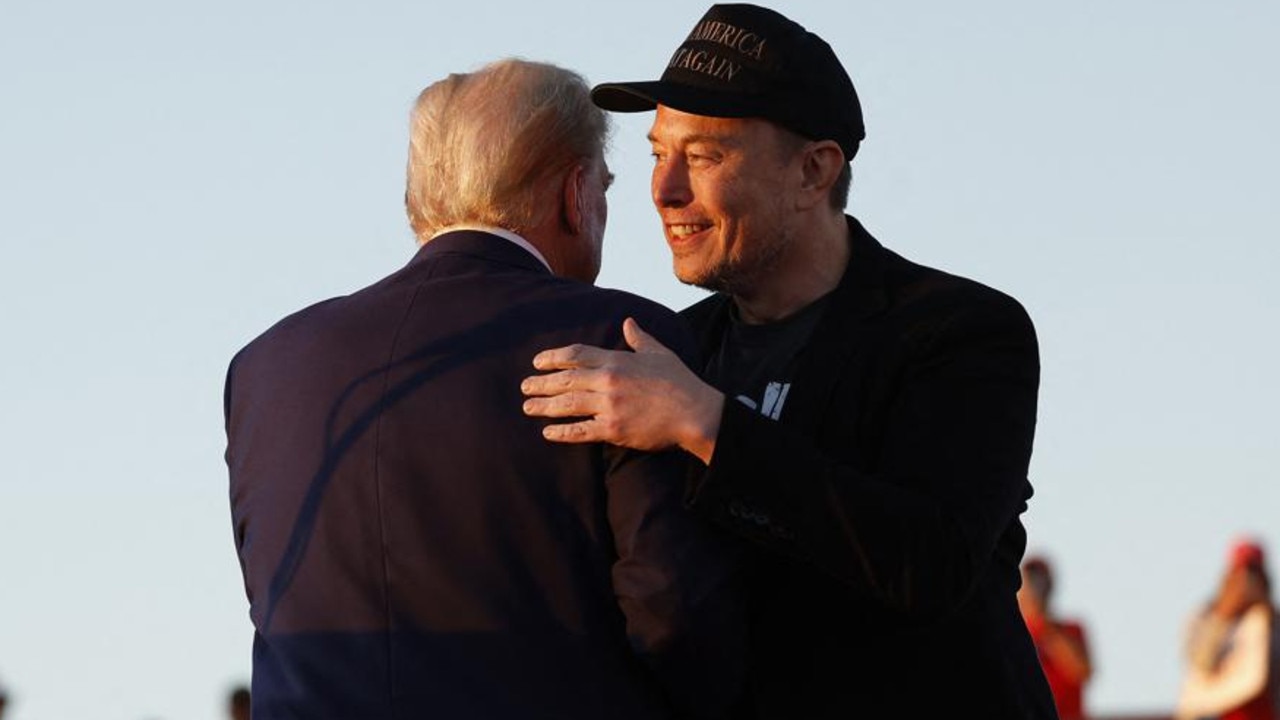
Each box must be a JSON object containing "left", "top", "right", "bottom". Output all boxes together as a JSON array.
[{"left": 225, "top": 59, "right": 744, "bottom": 720}]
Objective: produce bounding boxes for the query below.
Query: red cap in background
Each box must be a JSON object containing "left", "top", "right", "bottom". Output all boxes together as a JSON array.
[{"left": 1229, "top": 538, "right": 1265, "bottom": 569}]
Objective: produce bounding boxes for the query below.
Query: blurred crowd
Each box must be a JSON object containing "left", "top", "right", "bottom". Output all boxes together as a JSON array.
[
  {"left": 1021, "top": 537, "right": 1278, "bottom": 720},
  {"left": 0, "top": 683, "right": 248, "bottom": 720}
]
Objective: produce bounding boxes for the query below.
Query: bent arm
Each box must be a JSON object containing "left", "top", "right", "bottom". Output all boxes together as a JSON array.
[
  {"left": 1185, "top": 610, "right": 1232, "bottom": 672},
  {"left": 688, "top": 297, "right": 1039, "bottom": 620},
  {"left": 597, "top": 310, "right": 747, "bottom": 718},
  {"left": 1040, "top": 621, "right": 1093, "bottom": 684},
  {"left": 606, "top": 443, "right": 747, "bottom": 718}
]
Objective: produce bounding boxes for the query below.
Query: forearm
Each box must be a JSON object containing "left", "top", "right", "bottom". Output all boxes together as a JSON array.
[
  {"left": 606, "top": 445, "right": 747, "bottom": 717},
  {"left": 1040, "top": 626, "right": 1092, "bottom": 682},
  {"left": 690, "top": 410, "right": 1010, "bottom": 617},
  {"left": 679, "top": 387, "right": 724, "bottom": 466},
  {"left": 1185, "top": 613, "right": 1232, "bottom": 671}
]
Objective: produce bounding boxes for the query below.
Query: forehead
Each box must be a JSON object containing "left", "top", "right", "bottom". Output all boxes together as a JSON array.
[{"left": 648, "top": 105, "right": 785, "bottom": 148}]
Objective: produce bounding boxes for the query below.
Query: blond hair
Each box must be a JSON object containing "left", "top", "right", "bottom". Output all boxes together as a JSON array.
[{"left": 405, "top": 59, "right": 610, "bottom": 243}]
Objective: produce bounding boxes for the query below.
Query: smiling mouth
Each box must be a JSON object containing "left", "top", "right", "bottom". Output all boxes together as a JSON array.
[{"left": 667, "top": 223, "right": 712, "bottom": 240}]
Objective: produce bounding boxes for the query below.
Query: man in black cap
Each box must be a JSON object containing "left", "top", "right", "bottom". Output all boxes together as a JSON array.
[{"left": 522, "top": 4, "right": 1057, "bottom": 717}]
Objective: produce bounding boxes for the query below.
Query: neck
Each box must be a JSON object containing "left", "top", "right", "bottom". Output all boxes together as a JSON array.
[{"left": 733, "top": 212, "right": 850, "bottom": 324}]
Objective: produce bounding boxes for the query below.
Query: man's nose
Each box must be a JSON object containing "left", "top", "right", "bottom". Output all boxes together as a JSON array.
[{"left": 652, "top": 159, "right": 692, "bottom": 208}]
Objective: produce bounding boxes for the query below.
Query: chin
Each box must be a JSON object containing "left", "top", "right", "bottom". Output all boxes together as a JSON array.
[
  {"left": 674, "top": 260, "right": 734, "bottom": 294},
  {"left": 672, "top": 259, "right": 707, "bottom": 286}
]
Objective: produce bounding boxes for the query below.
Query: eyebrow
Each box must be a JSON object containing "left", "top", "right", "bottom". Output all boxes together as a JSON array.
[{"left": 646, "top": 132, "right": 743, "bottom": 149}]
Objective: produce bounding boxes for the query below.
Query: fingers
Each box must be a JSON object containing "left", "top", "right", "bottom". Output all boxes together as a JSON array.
[
  {"left": 520, "top": 369, "right": 578, "bottom": 398},
  {"left": 539, "top": 419, "right": 604, "bottom": 444},
  {"left": 622, "top": 318, "right": 671, "bottom": 356},
  {"left": 532, "top": 343, "right": 615, "bottom": 371},
  {"left": 522, "top": 390, "right": 601, "bottom": 419}
]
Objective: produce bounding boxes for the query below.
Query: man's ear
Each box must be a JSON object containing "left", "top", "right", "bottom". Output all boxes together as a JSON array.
[
  {"left": 561, "top": 163, "right": 586, "bottom": 235},
  {"left": 797, "top": 141, "right": 845, "bottom": 210}
]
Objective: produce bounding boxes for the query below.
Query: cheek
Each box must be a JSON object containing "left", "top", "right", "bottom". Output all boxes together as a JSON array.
[{"left": 709, "top": 172, "right": 756, "bottom": 216}]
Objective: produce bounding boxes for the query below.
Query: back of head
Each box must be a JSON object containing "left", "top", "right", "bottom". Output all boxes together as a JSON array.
[
  {"left": 1227, "top": 537, "right": 1272, "bottom": 601},
  {"left": 405, "top": 59, "right": 610, "bottom": 243},
  {"left": 227, "top": 684, "right": 250, "bottom": 720}
]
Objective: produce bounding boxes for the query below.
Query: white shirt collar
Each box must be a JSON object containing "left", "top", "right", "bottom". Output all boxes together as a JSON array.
[{"left": 429, "top": 224, "right": 552, "bottom": 273}]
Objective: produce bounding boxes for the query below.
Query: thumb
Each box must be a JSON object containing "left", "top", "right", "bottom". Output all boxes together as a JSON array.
[{"left": 623, "top": 317, "right": 670, "bottom": 355}]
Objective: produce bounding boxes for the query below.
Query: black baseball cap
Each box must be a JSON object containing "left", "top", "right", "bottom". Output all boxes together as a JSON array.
[{"left": 591, "top": 3, "right": 865, "bottom": 160}]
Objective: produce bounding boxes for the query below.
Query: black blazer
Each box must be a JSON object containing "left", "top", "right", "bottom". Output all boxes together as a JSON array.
[
  {"left": 683, "top": 217, "right": 1058, "bottom": 719},
  {"left": 225, "top": 231, "right": 745, "bottom": 720}
]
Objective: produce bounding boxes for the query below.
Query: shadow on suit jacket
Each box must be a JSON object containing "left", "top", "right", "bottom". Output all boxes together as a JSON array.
[{"left": 224, "top": 231, "right": 746, "bottom": 720}]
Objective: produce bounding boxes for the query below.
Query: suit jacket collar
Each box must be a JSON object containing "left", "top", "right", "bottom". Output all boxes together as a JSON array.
[
  {"left": 831, "top": 215, "right": 891, "bottom": 323},
  {"left": 408, "top": 229, "right": 554, "bottom": 276}
]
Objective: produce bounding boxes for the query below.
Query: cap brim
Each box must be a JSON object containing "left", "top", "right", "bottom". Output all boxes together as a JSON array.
[
  {"left": 591, "top": 82, "right": 662, "bottom": 112},
  {"left": 591, "top": 80, "right": 770, "bottom": 119}
]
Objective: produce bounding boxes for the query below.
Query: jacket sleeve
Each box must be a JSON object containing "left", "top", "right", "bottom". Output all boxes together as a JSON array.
[
  {"left": 687, "top": 292, "right": 1039, "bottom": 621},
  {"left": 604, "top": 308, "right": 748, "bottom": 719}
]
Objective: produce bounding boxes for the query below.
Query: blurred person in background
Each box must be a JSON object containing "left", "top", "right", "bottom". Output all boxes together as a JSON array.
[
  {"left": 227, "top": 685, "right": 250, "bottom": 720},
  {"left": 1176, "top": 538, "right": 1279, "bottom": 720},
  {"left": 1019, "top": 555, "right": 1093, "bottom": 719}
]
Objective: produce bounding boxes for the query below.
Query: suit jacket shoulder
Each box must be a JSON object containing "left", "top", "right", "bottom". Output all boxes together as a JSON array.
[{"left": 225, "top": 230, "right": 741, "bottom": 719}]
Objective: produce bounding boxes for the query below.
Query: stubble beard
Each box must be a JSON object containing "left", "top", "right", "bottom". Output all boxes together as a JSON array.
[{"left": 680, "top": 226, "right": 792, "bottom": 298}]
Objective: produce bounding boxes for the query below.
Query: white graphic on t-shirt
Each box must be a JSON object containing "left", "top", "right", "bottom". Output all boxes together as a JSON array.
[{"left": 735, "top": 381, "right": 791, "bottom": 421}]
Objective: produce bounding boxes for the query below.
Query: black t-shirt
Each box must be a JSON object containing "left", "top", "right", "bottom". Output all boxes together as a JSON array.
[{"left": 703, "top": 294, "right": 831, "bottom": 422}]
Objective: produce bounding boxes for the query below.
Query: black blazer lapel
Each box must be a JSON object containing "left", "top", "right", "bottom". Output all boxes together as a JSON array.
[{"left": 777, "top": 217, "right": 891, "bottom": 438}]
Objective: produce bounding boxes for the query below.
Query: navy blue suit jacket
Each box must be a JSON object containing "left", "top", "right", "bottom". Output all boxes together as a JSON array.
[{"left": 225, "top": 231, "right": 745, "bottom": 720}]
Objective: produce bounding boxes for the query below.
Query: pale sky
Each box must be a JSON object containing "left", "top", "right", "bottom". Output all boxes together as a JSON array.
[{"left": 1, "top": 1, "right": 1277, "bottom": 718}]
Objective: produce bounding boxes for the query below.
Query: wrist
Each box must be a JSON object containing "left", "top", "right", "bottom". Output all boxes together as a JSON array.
[{"left": 682, "top": 388, "right": 724, "bottom": 466}]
